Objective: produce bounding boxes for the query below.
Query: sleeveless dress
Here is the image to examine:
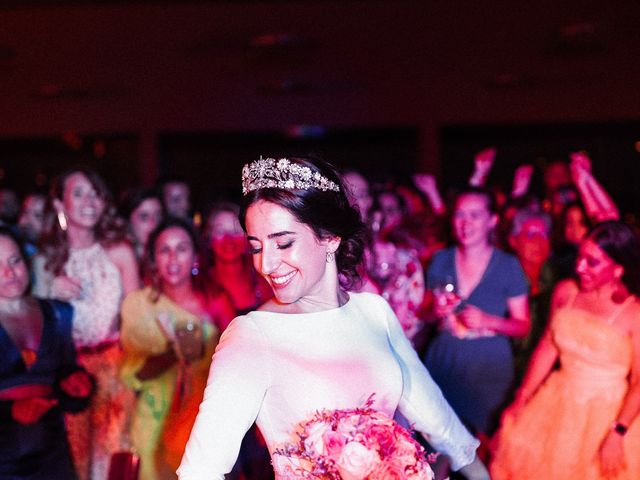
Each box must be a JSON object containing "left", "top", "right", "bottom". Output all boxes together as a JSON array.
[
  {"left": 491, "top": 297, "right": 640, "bottom": 479},
  {"left": 32, "top": 244, "right": 133, "bottom": 480}
]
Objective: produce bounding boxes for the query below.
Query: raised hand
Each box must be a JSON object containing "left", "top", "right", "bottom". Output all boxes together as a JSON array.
[
  {"left": 512, "top": 164, "right": 534, "bottom": 198},
  {"left": 413, "top": 173, "right": 437, "bottom": 195},
  {"left": 569, "top": 151, "right": 593, "bottom": 185},
  {"left": 470, "top": 147, "right": 496, "bottom": 187}
]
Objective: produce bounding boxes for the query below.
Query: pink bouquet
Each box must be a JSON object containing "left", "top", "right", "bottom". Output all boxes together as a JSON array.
[{"left": 273, "top": 396, "right": 435, "bottom": 480}]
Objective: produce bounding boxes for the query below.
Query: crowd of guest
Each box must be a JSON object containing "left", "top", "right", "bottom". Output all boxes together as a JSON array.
[{"left": 1, "top": 146, "right": 639, "bottom": 479}]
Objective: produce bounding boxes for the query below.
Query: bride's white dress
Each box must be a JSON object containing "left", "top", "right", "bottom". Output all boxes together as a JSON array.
[{"left": 178, "top": 292, "right": 479, "bottom": 479}]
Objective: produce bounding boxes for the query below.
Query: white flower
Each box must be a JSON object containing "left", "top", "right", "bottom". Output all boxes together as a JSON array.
[
  {"left": 303, "top": 421, "right": 332, "bottom": 456},
  {"left": 336, "top": 441, "right": 381, "bottom": 480}
]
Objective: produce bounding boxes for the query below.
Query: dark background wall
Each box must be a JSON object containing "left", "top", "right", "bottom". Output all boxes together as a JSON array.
[{"left": 0, "top": 0, "right": 638, "bottom": 211}]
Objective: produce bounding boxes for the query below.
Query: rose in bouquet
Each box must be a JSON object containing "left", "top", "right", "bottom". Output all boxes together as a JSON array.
[{"left": 273, "top": 395, "right": 435, "bottom": 480}]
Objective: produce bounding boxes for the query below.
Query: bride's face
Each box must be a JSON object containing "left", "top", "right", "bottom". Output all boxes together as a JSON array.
[{"left": 245, "top": 200, "right": 337, "bottom": 305}]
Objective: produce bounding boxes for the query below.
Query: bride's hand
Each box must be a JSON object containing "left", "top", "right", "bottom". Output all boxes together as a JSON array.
[
  {"left": 457, "top": 454, "right": 490, "bottom": 480},
  {"left": 598, "top": 431, "right": 626, "bottom": 478}
]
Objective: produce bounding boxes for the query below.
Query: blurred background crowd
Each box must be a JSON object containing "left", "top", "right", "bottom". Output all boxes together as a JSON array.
[{"left": 1, "top": 143, "right": 635, "bottom": 479}]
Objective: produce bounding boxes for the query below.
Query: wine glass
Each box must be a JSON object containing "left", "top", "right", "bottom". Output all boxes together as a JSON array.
[
  {"left": 175, "top": 319, "right": 203, "bottom": 363},
  {"left": 431, "top": 277, "right": 467, "bottom": 336}
]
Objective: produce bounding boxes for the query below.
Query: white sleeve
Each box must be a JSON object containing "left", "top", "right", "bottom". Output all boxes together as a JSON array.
[
  {"left": 177, "top": 316, "right": 270, "bottom": 480},
  {"left": 377, "top": 296, "right": 480, "bottom": 471}
]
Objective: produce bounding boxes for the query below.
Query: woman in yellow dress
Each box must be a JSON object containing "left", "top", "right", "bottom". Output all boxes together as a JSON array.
[
  {"left": 121, "top": 217, "right": 234, "bottom": 480},
  {"left": 491, "top": 220, "right": 640, "bottom": 479}
]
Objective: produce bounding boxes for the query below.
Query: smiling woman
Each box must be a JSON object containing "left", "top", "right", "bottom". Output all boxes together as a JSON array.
[
  {"left": 31, "top": 168, "right": 140, "bottom": 480},
  {"left": 119, "top": 217, "right": 233, "bottom": 480},
  {"left": 178, "top": 156, "right": 490, "bottom": 480},
  {"left": 423, "top": 187, "right": 530, "bottom": 441},
  {"left": 492, "top": 221, "right": 640, "bottom": 479}
]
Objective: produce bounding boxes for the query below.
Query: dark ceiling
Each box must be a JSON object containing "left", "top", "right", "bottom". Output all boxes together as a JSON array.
[{"left": 0, "top": 1, "right": 638, "bottom": 137}]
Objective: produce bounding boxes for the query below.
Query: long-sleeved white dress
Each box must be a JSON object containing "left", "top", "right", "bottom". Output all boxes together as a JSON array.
[{"left": 178, "top": 292, "right": 479, "bottom": 479}]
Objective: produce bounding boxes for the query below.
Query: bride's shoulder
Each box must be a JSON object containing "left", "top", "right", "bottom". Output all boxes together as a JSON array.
[{"left": 348, "top": 291, "right": 390, "bottom": 312}]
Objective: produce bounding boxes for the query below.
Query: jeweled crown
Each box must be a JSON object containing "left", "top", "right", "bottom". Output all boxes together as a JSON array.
[{"left": 241, "top": 156, "right": 340, "bottom": 195}]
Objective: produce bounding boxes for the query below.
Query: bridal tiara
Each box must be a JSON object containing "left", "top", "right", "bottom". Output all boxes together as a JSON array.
[{"left": 241, "top": 156, "right": 340, "bottom": 195}]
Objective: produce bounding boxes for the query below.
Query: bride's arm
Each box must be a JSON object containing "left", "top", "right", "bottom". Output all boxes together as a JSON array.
[
  {"left": 375, "top": 295, "right": 481, "bottom": 472},
  {"left": 178, "top": 316, "right": 269, "bottom": 480}
]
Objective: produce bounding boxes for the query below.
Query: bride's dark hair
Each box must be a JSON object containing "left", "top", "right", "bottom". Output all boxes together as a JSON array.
[{"left": 239, "top": 156, "right": 366, "bottom": 290}]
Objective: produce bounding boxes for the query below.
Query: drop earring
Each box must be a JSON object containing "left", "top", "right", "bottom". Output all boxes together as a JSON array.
[
  {"left": 326, "top": 251, "right": 335, "bottom": 263},
  {"left": 57, "top": 211, "right": 68, "bottom": 231},
  {"left": 191, "top": 261, "right": 200, "bottom": 276}
]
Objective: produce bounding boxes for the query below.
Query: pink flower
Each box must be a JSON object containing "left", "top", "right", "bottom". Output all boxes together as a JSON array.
[
  {"left": 336, "top": 441, "right": 381, "bottom": 480},
  {"left": 323, "top": 430, "right": 347, "bottom": 458},
  {"left": 364, "top": 424, "right": 396, "bottom": 456},
  {"left": 368, "top": 460, "right": 406, "bottom": 480},
  {"left": 276, "top": 396, "right": 434, "bottom": 480}
]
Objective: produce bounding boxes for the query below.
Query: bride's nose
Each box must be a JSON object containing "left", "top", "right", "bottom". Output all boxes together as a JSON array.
[{"left": 260, "top": 246, "right": 280, "bottom": 275}]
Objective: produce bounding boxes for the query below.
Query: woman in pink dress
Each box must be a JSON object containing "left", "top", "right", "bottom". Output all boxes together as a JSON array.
[{"left": 491, "top": 220, "right": 640, "bottom": 479}]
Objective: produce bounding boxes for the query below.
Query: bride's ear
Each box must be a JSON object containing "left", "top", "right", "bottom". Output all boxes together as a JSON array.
[{"left": 325, "top": 236, "right": 341, "bottom": 254}]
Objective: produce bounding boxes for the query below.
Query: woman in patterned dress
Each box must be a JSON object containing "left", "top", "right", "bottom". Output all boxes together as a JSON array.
[{"left": 32, "top": 168, "right": 140, "bottom": 480}]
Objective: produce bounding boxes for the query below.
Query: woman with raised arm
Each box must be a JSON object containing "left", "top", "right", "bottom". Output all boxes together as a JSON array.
[
  {"left": 178, "top": 156, "right": 488, "bottom": 480},
  {"left": 491, "top": 221, "right": 640, "bottom": 479},
  {"left": 32, "top": 168, "right": 140, "bottom": 480},
  {"left": 0, "top": 227, "right": 93, "bottom": 479}
]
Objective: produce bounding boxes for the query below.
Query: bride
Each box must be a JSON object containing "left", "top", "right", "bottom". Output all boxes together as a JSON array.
[{"left": 178, "top": 156, "right": 489, "bottom": 479}]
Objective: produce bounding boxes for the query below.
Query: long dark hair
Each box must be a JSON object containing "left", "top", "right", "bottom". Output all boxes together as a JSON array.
[
  {"left": 239, "top": 156, "right": 366, "bottom": 290},
  {"left": 145, "top": 216, "right": 217, "bottom": 302},
  {"left": 40, "top": 167, "right": 126, "bottom": 275},
  {"left": 588, "top": 221, "right": 640, "bottom": 296}
]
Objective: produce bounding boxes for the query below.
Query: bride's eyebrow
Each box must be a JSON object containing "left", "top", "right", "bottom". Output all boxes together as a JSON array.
[{"left": 247, "top": 231, "right": 296, "bottom": 242}]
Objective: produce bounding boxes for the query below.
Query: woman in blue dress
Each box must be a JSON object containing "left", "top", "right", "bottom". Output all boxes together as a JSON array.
[
  {"left": 0, "top": 227, "right": 93, "bottom": 479},
  {"left": 423, "top": 187, "right": 530, "bottom": 439}
]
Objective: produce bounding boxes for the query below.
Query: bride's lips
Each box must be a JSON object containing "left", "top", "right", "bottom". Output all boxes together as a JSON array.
[{"left": 270, "top": 270, "right": 296, "bottom": 289}]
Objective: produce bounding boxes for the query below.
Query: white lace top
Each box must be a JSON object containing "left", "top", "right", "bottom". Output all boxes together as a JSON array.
[
  {"left": 32, "top": 243, "right": 124, "bottom": 348},
  {"left": 178, "top": 292, "right": 479, "bottom": 479}
]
